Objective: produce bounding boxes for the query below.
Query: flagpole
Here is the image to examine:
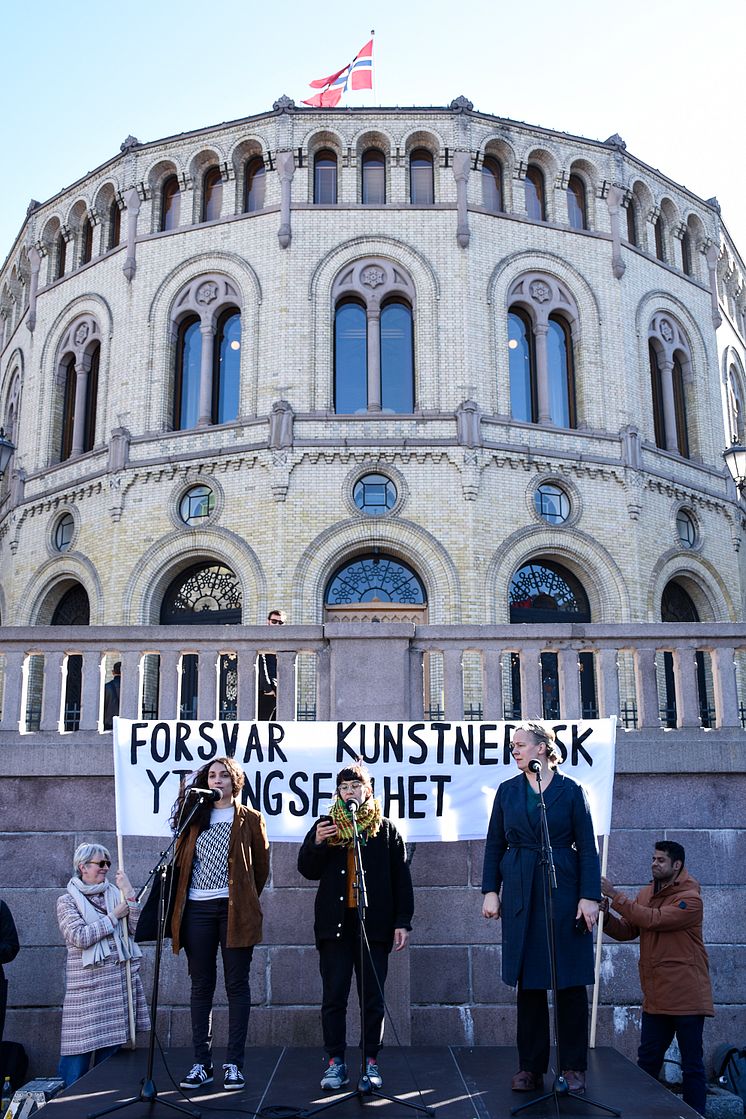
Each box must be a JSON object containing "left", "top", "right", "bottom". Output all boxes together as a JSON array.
[
  {"left": 117, "top": 831, "right": 138, "bottom": 1049},
  {"left": 589, "top": 831, "right": 609, "bottom": 1048}
]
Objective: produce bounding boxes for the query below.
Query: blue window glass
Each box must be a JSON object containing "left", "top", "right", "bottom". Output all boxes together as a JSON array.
[
  {"left": 202, "top": 167, "right": 223, "bottom": 222},
  {"left": 508, "top": 310, "right": 534, "bottom": 422},
  {"left": 525, "top": 166, "right": 545, "bottom": 221},
  {"left": 547, "top": 316, "right": 575, "bottom": 427},
  {"left": 362, "top": 150, "right": 386, "bottom": 204},
  {"left": 176, "top": 317, "right": 201, "bottom": 429},
  {"left": 215, "top": 310, "right": 241, "bottom": 423},
  {"left": 410, "top": 149, "right": 434, "bottom": 204},
  {"left": 381, "top": 301, "right": 414, "bottom": 413},
  {"left": 567, "top": 174, "right": 587, "bottom": 230},
  {"left": 482, "top": 156, "right": 502, "bottom": 211},
  {"left": 245, "top": 158, "right": 266, "bottom": 212},
  {"left": 161, "top": 175, "right": 180, "bottom": 231},
  {"left": 353, "top": 473, "right": 397, "bottom": 515},
  {"left": 326, "top": 554, "right": 426, "bottom": 605},
  {"left": 314, "top": 150, "right": 337, "bottom": 204},
  {"left": 335, "top": 301, "right": 367, "bottom": 413}
]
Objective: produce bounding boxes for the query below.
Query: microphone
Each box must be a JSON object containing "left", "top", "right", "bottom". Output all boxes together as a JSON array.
[
  {"left": 186, "top": 787, "right": 221, "bottom": 802},
  {"left": 528, "top": 760, "right": 542, "bottom": 774},
  {"left": 347, "top": 799, "right": 359, "bottom": 813}
]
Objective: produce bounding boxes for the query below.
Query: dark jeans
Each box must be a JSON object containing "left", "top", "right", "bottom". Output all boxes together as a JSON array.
[
  {"left": 638, "top": 1012, "right": 707, "bottom": 1117},
  {"left": 318, "top": 909, "right": 389, "bottom": 1060},
  {"left": 516, "top": 984, "right": 588, "bottom": 1074},
  {"left": 181, "top": 898, "right": 254, "bottom": 1068},
  {"left": 58, "top": 1046, "right": 120, "bottom": 1088}
]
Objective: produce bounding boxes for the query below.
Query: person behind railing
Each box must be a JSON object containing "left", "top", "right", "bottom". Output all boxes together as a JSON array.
[
  {"left": 169, "top": 756, "right": 269, "bottom": 1094},
  {"left": 481, "top": 722, "right": 600, "bottom": 1096},
  {"left": 257, "top": 609, "right": 285, "bottom": 720},
  {"left": 103, "top": 661, "right": 121, "bottom": 730},
  {"left": 56, "top": 843, "right": 149, "bottom": 1087}
]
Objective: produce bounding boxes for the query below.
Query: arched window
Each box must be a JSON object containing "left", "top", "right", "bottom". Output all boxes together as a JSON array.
[
  {"left": 649, "top": 341, "right": 666, "bottom": 449},
  {"left": 661, "top": 580, "right": 710, "bottom": 728},
  {"left": 55, "top": 233, "right": 67, "bottom": 280},
  {"left": 728, "top": 365, "right": 746, "bottom": 442},
  {"left": 59, "top": 343, "right": 99, "bottom": 461},
  {"left": 314, "top": 150, "right": 337, "bottom": 204},
  {"left": 202, "top": 167, "right": 223, "bottom": 222},
  {"left": 161, "top": 175, "right": 181, "bottom": 231},
  {"left": 244, "top": 157, "right": 266, "bottom": 212},
  {"left": 334, "top": 299, "right": 367, "bottom": 413},
  {"left": 566, "top": 174, "right": 587, "bottom": 230},
  {"left": 410, "top": 149, "right": 434, "bottom": 204},
  {"left": 80, "top": 217, "right": 94, "bottom": 265},
  {"left": 213, "top": 308, "right": 241, "bottom": 423},
  {"left": 362, "top": 149, "right": 386, "bottom": 204},
  {"left": 625, "top": 199, "right": 637, "bottom": 245},
  {"left": 161, "top": 562, "right": 242, "bottom": 624},
  {"left": 681, "top": 230, "right": 692, "bottom": 276},
  {"left": 51, "top": 584, "right": 91, "bottom": 732},
  {"left": 60, "top": 356, "right": 76, "bottom": 460},
  {"left": 174, "top": 315, "right": 202, "bottom": 429},
  {"left": 547, "top": 315, "right": 576, "bottom": 428},
  {"left": 326, "top": 554, "right": 426, "bottom": 606},
  {"left": 481, "top": 156, "right": 502, "bottom": 211},
  {"left": 654, "top": 215, "right": 665, "bottom": 261},
  {"left": 525, "top": 165, "right": 545, "bottom": 221},
  {"left": 648, "top": 337, "right": 689, "bottom": 457},
  {"left": 508, "top": 309, "right": 535, "bottom": 422},
  {"left": 108, "top": 201, "right": 121, "bottom": 249},
  {"left": 672, "top": 354, "right": 689, "bottom": 458},
  {"left": 380, "top": 299, "right": 414, "bottom": 412}
]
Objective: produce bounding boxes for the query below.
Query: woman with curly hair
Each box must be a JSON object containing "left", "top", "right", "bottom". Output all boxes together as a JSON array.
[{"left": 169, "top": 756, "right": 269, "bottom": 1094}]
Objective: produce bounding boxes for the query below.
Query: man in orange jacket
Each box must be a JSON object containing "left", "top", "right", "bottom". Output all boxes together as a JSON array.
[{"left": 601, "top": 841, "right": 713, "bottom": 1117}]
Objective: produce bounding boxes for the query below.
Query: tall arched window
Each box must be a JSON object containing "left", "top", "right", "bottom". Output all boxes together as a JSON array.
[
  {"left": 80, "top": 217, "right": 94, "bottom": 265},
  {"left": 410, "top": 149, "right": 434, "bottom": 204},
  {"left": 55, "top": 233, "right": 67, "bottom": 280},
  {"left": 728, "top": 365, "right": 746, "bottom": 442},
  {"left": 214, "top": 308, "right": 241, "bottom": 423},
  {"left": 60, "top": 356, "right": 76, "bottom": 460},
  {"left": 654, "top": 215, "right": 665, "bottom": 261},
  {"left": 547, "top": 315, "right": 576, "bottom": 428},
  {"left": 649, "top": 341, "right": 666, "bottom": 449},
  {"left": 508, "top": 309, "right": 535, "bottom": 422},
  {"left": 672, "top": 355, "right": 689, "bottom": 458},
  {"left": 314, "top": 150, "right": 337, "bottom": 204},
  {"left": 334, "top": 299, "right": 367, "bottom": 413},
  {"left": 481, "top": 156, "right": 503, "bottom": 211},
  {"left": 326, "top": 554, "right": 426, "bottom": 607},
  {"left": 161, "top": 175, "right": 181, "bottom": 231},
  {"left": 202, "top": 167, "right": 223, "bottom": 222},
  {"left": 362, "top": 149, "right": 386, "bottom": 204},
  {"left": 244, "top": 157, "right": 266, "bottom": 212},
  {"left": 174, "top": 315, "right": 202, "bottom": 429},
  {"left": 680, "top": 230, "right": 692, "bottom": 276},
  {"left": 380, "top": 300, "right": 414, "bottom": 412},
  {"left": 625, "top": 199, "right": 637, "bottom": 245},
  {"left": 648, "top": 329, "right": 690, "bottom": 457},
  {"left": 566, "top": 174, "right": 587, "bottom": 230},
  {"left": 108, "top": 201, "right": 121, "bottom": 249},
  {"left": 59, "top": 343, "right": 99, "bottom": 461},
  {"left": 525, "top": 165, "right": 545, "bottom": 221}
]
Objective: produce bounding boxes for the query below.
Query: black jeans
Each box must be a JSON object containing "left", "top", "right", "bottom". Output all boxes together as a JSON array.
[
  {"left": 181, "top": 898, "right": 254, "bottom": 1068},
  {"left": 318, "top": 909, "right": 389, "bottom": 1060},
  {"left": 638, "top": 1012, "right": 707, "bottom": 1117},
  {"left": 516, "top": 984, "right": 588, "bottom": 1074}
]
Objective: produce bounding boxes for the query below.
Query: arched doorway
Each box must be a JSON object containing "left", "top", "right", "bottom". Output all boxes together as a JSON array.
[
  {"left": 158, "top": 562, "right": 242, "bottom": 719},
  {"left": 661, "top": 579, "right": 711, "bottom": 727},
  {"left": 509, "top": 559, "right": 597, "bottom": 719},
  {"left": 51, "top": 584, "right": 90, "bottom": 731},
  {"left": 324, "top": 553, "right": 428, "bottom": 622}
]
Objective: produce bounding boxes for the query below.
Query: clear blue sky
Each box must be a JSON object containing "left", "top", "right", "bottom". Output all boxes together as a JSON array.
[{"left": 1, "top": 0, "right": 744, "bottom": 261}]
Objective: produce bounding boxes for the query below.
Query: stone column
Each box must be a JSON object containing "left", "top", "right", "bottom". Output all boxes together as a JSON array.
[
  {"left": 633, "top": 647, "right": 660, "bottom": 729},
  {"left": 237, "top": 647, "right": 258, "bottom": 721},
  {"left": 557, "top": 648, "right": 581, "bottom": 719},
  {"left": 122, "top": 188, "right": 141, "bottom": 282},
  {"left": 519, "top": 644, "right": 543, "bottom": 718},
  {"left": 79, "top": 650, "right": 101, "bottom": 732},
  {"left": 119, "top": 650, "right": 141, "bottom": 721},
  {"left": 606, "top": 185, "right": 626, "bottom": 279},
  {"left": 197, "top": 650, "right": 219, "bottom": 720},
  {"left": 705, "top": 243, "right": 723, "bottom": 329},
  {"left": 159, "top": 651, "right": 181, "bottom": 719},
  {"left": 711, "top": 645, "right": 739, "bottom": 728},
  {"left": 27, "top": 245, "right": 41, "bottom": 332},
  {"left": 70, "top": 357, "right": 90, "bottom": 457},
  {"left": 197, "top": 324, "right": 216, "bottom": 427},
  {"left": 1, "top": 650, "right": 26, "bottom": 732},
  {"left": 276, "top": 151, "right": 295, "bottom": 248},
  {"left": 366, "top": 303, "right": 382, "bottom": 411},
  {"left": 534, "top": 323, "right": 551, "bottom": 423},
  {"left": 442, "top": 648, "right": 464, "bottom": 720},
  {"left": 482, "top": 649, "right": 503, "bottom": 720},
  {"left": 672, "top": 645, "right": 701, "bottom": 728},
  {"left": 276, "top": 650, "right": 297, "bottom": 721},
  {"left": 659, "top": 357, "right": 679, "bottom": 452},
  {"left": 39, "top": 653, "right": 64, "bottom": 732},
  {"left": 596, "top": 648, "right": 620, "bottom": 719},
  {"left": 453, "top": 151, "right": 471, "bottom": 248}
]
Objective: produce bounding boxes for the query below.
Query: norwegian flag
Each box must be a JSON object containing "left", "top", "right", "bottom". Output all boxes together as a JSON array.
[{"left": 303, "top": 38, "right": 374, "bottom": 107}]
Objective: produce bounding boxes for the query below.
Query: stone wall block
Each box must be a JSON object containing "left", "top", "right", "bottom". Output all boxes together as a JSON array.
[
  {"left": 468, "top": 1005, "right": 517, "bottom": 1046},
  {"left": 260, "top": 887, "right": 316, "bottom": 944},
  {"left": 271, "top": 842, "right": 306, "bottom": 888},
  {"left": 410, "top": 946, "right": 469, "bottom": 1004},
  {"left": 4, "top": 1008, "right": 62, "bottom": 1079},
  {"left": 665, "top": 830, "right": 746, "bottom": 885},
  {"left": 611, "top": 776, "right": 746, "bottom": 831},
  {"left": 5, "top": 888, "right": 62, "bottom": 944},
  {"left": 269, "top": 946, "right": 322, "bottom": 1004},
  {"left": 247, "top": 1006, "right": 325, "bottom": 1046},
  {"left": 1, "top": 777, "right": 116, "bottom": 832},
  {"left": 411, "top": 1006, "right": 475, "bottom": 1046},
  {"left": 409, "top": 840, "right": 469, "bottom": 885},
  {"left": 471, "top": 945, "right": 505, "bottom": 1003},
  {"left": 7, "top": 946, "right": 65, "bottom": 1005},
  {"left": 414, "top": 887, "right": 491, "bottom": 944}
]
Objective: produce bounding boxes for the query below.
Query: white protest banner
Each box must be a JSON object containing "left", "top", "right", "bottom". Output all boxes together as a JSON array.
[{"left": 113, "top": 717, "right": 616, "bottom": 842}]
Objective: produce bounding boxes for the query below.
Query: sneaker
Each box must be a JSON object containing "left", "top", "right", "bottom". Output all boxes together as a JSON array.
[
  {"left": 222, "top": 1063, "right": 245, "bottom": 1091},
  {"left": 365, "top": 1059, "right": 383, "bottom": 1088},
  {"left": 180, "top": 1063, "right": 213, "bottom": 1090},
  {"left": 320, "top": 1057, "right": 349, "bottom": 1091}
]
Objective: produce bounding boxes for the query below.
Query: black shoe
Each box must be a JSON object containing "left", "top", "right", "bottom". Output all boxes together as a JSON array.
[
  {"left": 180, "top": 1063, "right": 213, "bottom": 1090},
  {"left": 222, "top": 1063, "right": 245, "bottom": 1091}
]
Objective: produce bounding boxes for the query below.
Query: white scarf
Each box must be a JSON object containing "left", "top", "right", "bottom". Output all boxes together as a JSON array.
[{"left": 66, "top": 878, "right": 142, "bottom": 968}]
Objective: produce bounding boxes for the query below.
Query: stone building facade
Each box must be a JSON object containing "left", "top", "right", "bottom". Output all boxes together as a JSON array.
[{"left": 1, "top": 97, "right": 745, "bottom": 1075}]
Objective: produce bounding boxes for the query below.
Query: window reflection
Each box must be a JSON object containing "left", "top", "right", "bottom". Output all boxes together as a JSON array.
[
  {"left": 314, "top": 150, "right": 337, "bottom": 204},
  {"left": 547, "top": 316, "right": 575, "bottom": 427},
  {"left": 362, "top": 150, "right": 386, "bottom": 204},
  {"left": 202, "top": 167, "right": 223, "bottom": 222},
  {"left": 381, "top": 300, "right": 414, "bottom": 412},
  {"left": 245, "top": 157, "right": 266, "bottom": 212},
  {"left": 525, "top": 166, "right": 545, "bottom": 221},
  {"left": 566, "top": 174, "right": 587, "bottom": 230},
  {"left": 410, "top": 149, "right": 434, "bottom": 204},
  {"left": 175, "top": 316, "right": 201, "bottom": 429},
  {"left": 482, "top": 156, "right": 502, "bottom": 212},
  {"left": 335, "top": 300, "right": 367, "bottom": 412},
  {"left": 215, "top": 309, "right": 241, "bottom": 423},
  {"left": 161, "top": 175, "right": 181, "bottom": 231},
  {"left": 508, "top": 310, "right": 534, "bottom": 422}
]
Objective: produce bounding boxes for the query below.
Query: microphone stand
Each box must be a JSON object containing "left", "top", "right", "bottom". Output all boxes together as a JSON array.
[
  {"left": 87, "top": 795, "right": 210, "bottom": 1119},
  {"left": 302, "top": 801, "right": 433, "bottom": 1118},
  {"left": 511, "top": 766, "right": 619, "bottom": 1119}
]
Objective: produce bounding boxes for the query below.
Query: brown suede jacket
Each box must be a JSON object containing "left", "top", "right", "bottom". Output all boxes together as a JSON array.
[
  {"left": 171, "top": 802, "right": 270, "bottom": 953},
  {"left": 603, "top": 868, "right": 713, "bottom": 1016}
]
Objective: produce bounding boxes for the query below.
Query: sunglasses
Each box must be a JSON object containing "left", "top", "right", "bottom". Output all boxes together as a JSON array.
[
  {"left": 86, "top": 860, "right": 111, "bottom": 869},
  {"left": 269, "top": 618, "right": 285, "bottom": 625}
]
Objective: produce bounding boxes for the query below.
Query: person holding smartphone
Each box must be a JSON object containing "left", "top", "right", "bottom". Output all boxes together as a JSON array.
[{"left": 297, "top": 762, "right": 413, "bottom": 1092}]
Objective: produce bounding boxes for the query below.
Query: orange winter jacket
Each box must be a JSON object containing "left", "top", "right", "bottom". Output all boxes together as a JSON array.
[{"left": 603, "top": 869, "right": 713, "bottom": 1016}]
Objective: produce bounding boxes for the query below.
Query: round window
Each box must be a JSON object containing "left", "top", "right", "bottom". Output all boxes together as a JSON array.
[
  {"left": 54, "top": 512, "right": 75, "bottom": 552},
  {"left": 534, "top": 483, "right": 570, "bottom": 524},
  {"left": 676, "top": 509, "right": 697, "bottom": 548},
  {"left": 353, "top": 473, "right": 397, "bottom": 516},
  {"left": 179, "top": 484, "right": 215, "bottom": 525}
]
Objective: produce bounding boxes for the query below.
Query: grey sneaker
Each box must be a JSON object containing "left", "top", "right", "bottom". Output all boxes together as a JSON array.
[
  {"left": 320, "top": 1057, "right": 349, "bottom": 1090},
  {"left": 365, "top": 1059, "right": 383, "bottom": 1088},
  {"left": 180, "top": 1063, "right": 213, "bottom": 1089},
  {"left": 222, "top": 1063, "right": 245, "bottom": 1091}
]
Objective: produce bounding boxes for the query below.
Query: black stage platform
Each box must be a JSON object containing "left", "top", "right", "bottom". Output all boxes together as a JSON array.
[{"left": 44, "top": 1046, "right": 702, "bottom": 1119}]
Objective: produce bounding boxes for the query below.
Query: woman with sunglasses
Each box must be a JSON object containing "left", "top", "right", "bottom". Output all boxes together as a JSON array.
[{"left": 57, "top": 842, "right": 149, "bottom": 1087}]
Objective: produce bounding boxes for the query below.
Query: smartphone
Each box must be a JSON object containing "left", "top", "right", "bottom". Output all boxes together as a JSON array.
[{"left": 574, "top": 915, "right": 589, "bottom": 935}]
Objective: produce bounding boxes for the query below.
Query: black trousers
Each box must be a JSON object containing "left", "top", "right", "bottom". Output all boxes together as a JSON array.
[
  {"left": 638, "top": 1012, "right": 707, "bottom": 1117},
  {"left": 516, "top": 984, "right": 589, "bottom": 1074},
  {"left": 181, "top": 898, "right": 254, "bottom": 1068},
  {"left": 318, "top": 909, "right": 389, "bottom": 1060}
]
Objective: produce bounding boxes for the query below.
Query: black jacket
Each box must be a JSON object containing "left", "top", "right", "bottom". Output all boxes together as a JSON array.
[
  {"left": 298, "top": 817, "right": 413, "bottom": 949},
  {"left": 0, "top": 899, "right": 19, "bottom": 979}
]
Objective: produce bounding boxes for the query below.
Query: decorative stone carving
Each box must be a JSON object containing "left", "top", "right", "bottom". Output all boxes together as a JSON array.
[
  {"left": 26, "top": 199, "right": 40, "bottom": 216},
  {"left": 706, "top": 196, "right": 721, "bottom": 213},
  {"left": 269, "top": 400, "right": 295, "bottom": 450},
  {"left": 604, "top": 134, "right": 626, "bottom": 150},
  {"left": 273, "top": 95, "right": 296, "bottom": 113},
  {"left": 120, "top": 135, "right": 141, "bottom": 152},
  {"left": 456, "top": 400, "right": 482, "bottom": 448},
  {"left": 196, "top": 281, "right": 219, "bottom": 305},
  {"left": 529, "top": 280, "right": 551, "bottom": 304},
  {"left": 450, "top": 95, "right": 473, "bottom": 113},
  {"left": 73, "top": 323, "right": 90, "bottom": 346},
  {"left": 659, "top": 319, "right": 674, "bottom": 343},
  {"left": 361, "top": 267, "right": 385, "bottom": 288}
]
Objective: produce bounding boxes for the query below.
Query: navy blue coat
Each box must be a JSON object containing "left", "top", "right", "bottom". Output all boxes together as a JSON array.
[{"left": 481, "top": 771, "right": 600, "bottom": 990}]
